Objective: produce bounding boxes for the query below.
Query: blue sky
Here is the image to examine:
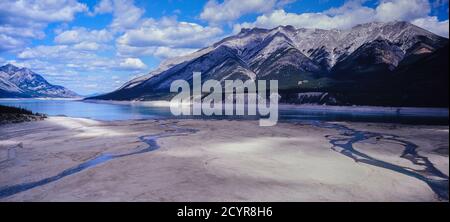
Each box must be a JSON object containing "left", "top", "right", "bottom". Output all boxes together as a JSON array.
[{"left": 0, "top": 0, "right": 448, "bottom": 95}]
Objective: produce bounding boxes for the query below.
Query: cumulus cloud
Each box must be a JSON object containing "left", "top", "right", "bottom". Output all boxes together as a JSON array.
[
  {"left": 55, "top": 27, "right": 113, "bottom": 44},
  {"left": 0, "top": 34, "right": 26, "bottom": 52},
  {"left": 117, "top": 17, "right": 223, "bottom": 48},
  {"left": 117, "top": 44, "right": 198, "bottom": 59},
  {"left": 52, "top": 27, "right": 114, "bottom": 52},
  {"left": 200, "top": 0, "right": 298, "bottom": 24},
  {"left": 91, "top": 0, "right": 114, "bottom": 14},
  {"left": 375, "top": 0, "right": 431, "bottom": 22},
  {"left": 1, "top": 0, "right": 151, "bottom": 94},
  {"left": 116, "top": 17, "right": 223, "bottom": 58},
  {"left": 2, "top": 0, "right": 448, "bottom": 94},
  {"left": 72, "top": 42, "right": 102, "bottom": 51},
  {"left": 8, "top": 42, "right": 148, "bottom": 93},
  {"left": 234, "top": 1, "right": 376, "bottom": 32},
  {"left": 200, "top": 0, "right": 278, "bottom": 24},
  {"left": 412, "top": 16, "right": 449, "bottom": 37},
  {"left": 233, "top": 0, "right": 449, "bottom": 37},
  {"left": 119, "top": 58, "right": 148, "bottom": 70},
  {"left": 0, "top": 24, "right": 46, "bottom": 40},
  {"left": 0, "top": 0, "right": 87, "bottom": 52},
  {"left": 0, "top": 0, "right": 87, "bottom": 24},
  {"left": 90, "top": 0, "right": 144, "bottom": 32},
  {"left": 17, "top": 45, "right": 147, "bottom": 72},
  {"left": 17, "top": 45, "right": 96, "bottom": 62},
  {"left": 9, "top": 55, "right": 147, "bottom": 94},
  {"left": 2, "top": 0, "right": 149, "bottom": 94},
  {"left": 90, "top": 0, "right": 218, "bottom": 59}
]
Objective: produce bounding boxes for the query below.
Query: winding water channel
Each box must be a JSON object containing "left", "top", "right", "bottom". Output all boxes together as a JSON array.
[
  {"left": 0, "top": 121, "right": 198, "bottom": 199},
  {"left": 303, "top": 120, "right": 449, "bottom": 200}
]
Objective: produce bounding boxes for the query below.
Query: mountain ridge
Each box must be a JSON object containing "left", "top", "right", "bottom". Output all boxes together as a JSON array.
[
  {"left": 0, "top": 64, "right": 79, "bottom": 98},
  {"left": 87, "top": 21, "right": 447, "bottom": 106}
]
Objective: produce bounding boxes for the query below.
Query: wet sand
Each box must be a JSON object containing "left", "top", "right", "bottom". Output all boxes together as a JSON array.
[{"left": 0, "top": 117, "right": 448, "bottom": 201}]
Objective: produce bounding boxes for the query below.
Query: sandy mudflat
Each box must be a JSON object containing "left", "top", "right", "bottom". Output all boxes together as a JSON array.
[{"left": 0, "top": 117, "right": 448, "bottom": 202}]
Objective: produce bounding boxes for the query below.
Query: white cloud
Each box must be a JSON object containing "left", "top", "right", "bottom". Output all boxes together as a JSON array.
[
  {"left": 199, "top": 0, "right": 299, "bottom": 24},
  {"left": 375, "top": 0, "right": 430, "bottom": 22},
  {"left": 116, "top": 17, "right": 223, "bottom": 58},
  {"left": 92, "top": 0, "right": 114, "bottom": 14},
  {"left": 233, "top": 1, "right": 376, "bottom": 32},
  {"left": 0, "top": 0, "right": 87, "bottom": 24},
  {"left": 200, "top": 0, "right": 278, "bottom": 24},
  {"left": 0, "top": 23, "right": 46, "bottom": 52},
  {"left": 1, "top": 0, "right": 151, "bottom": 94},
  {"left": 0, "top": 34, "right": 26, "bottom": 52},
  {"left": 412, "top": 16, "right": 449, "bottom": 37},
  {"left": 233, "top": 0, "right": 449, "bottom": 37},
  {"left": 17, "top": 45, "right": 93, "bottom": 60},
  {"left": 0, "top": 24, "right": 46, "bottom": 39},
  {"left": 90, "top": 0, "right": 212, "bottom": 59},
  {"left": 117, "top": 17, "right": 223, "bottom": 48},
  {"left": 0, "top": 0, "right": 87, "bottom": 52},
  {"left": 276, "top": 0, "right": 298, "bottom": 7},
  {"left": 119, "top": 58, "right": 148, "bottom": 70},
  {"left": 17, "top": 45, "right": 147, "bottom": 73},
  {"left": 10, "top": 43, "right": 149, "bottom": 94},
  {"left": 54, "top": 27, "right": 113, "bottom": 44},
  {"left": 90, "top": 0, "right": 144, "bottom": 32},
  {"left": 116, "top": 44, "right": 197, "bottom": 59},
  {"left": 73, "top": 42, "right": 102, "bottom": 51}
]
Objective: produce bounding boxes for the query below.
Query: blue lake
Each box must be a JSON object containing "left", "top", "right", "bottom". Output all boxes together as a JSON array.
[{"left": 0, "top": 99, "right": 448, "bottom": 125}]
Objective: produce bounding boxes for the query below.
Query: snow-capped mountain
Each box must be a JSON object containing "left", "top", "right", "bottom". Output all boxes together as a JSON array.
[
  {"left": 90, "top": 21, "right": 448, "bottom": 106},
  {"left": 0, "top": 64, "right": 79, "bottom": 98}
]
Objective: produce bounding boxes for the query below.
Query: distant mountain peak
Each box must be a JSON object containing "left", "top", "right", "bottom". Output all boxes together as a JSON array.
[
  {"left": 0, "top": 63, "right": 21, "bottom": 75},
  {"left": 239, "top": 27, "right": 269, "bottom": 34},
  {"left": 0, "top": 64, "right": 79, "bottom": 98},
  {"left": 1, "top": 63, "right": 17, "bottom": 68}
]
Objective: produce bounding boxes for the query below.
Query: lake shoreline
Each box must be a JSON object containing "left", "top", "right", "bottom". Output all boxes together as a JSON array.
[
  {"left": 2, "top": 98, "right": 448, "bottom": 118},
  {"left": 83, "top": 99, "right": 449, "bottom": 117},
  {"left": 1, "top": 98, "right": 448, "bottom": 126},
  {"left": 0, "top": 117, "right": 448, "bottom": 201}
]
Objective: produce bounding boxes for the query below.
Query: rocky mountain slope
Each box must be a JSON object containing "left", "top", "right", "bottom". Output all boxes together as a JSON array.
[
  {"left": 0, "top": 64, "right": 78, "bottom": 98},
  {"left": 90, "top": 21, "right": 449, "bottom": 107}
]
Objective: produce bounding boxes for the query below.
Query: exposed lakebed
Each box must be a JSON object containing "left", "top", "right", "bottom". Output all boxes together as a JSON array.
[{"left": 0, "top": 99, "right": 448, "bottom": 201}]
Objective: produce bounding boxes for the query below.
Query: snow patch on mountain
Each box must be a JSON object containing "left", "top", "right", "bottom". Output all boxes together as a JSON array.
[
  {"left": 0, "top": 64, "right": 79, "bottom": 98},
  {"left": 92, "top": 21, "right": 448, "bottom": 101}
]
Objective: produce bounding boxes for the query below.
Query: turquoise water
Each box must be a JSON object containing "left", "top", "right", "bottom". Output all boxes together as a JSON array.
[
  {"left": 0, "top": 99, "right": 448, "bottom": 124},
  {"left": 0, "top": 99, "right": 171, "bottom": 120}
]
